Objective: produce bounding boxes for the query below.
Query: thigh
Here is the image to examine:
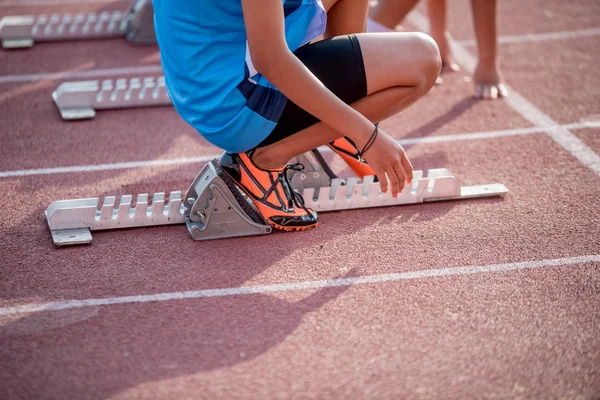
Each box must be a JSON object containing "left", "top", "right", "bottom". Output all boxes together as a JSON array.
[
  {"left": 257, "top": 34, "right": 367, "bottom": 148},
  {"left": 355, "top": 31, "right": 441, "bottom": 94}
]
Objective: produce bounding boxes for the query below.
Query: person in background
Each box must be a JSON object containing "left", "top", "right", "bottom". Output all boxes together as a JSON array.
[{"left": 368, "top": 0, "right": 508, "bottom": 99}]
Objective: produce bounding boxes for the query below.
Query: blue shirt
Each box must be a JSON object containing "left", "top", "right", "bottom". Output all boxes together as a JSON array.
[{"left": 153, "top": 0, "right": 327, "bottom": 153}]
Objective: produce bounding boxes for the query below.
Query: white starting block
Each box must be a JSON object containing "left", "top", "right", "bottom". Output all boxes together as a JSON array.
[
  {"left": 45, "top": 152, "right": 509, "bottom": 246},
  {"left": 53, "top": 76, "right": 170, "bottom": 120},
  {"left": 0, "top": 0, "right": 155, "bottom": 49}
]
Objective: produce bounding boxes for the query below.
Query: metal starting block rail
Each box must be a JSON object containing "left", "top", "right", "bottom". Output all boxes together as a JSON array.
[
  {"left": 53, "top": 76, "right": 170, "bottom": 120},
  {"left": 45, "top": 157, "right": 508, "bottom": 246},
  {"left": 0, "top": 0, "right": 155, "bottom": 49},
  {"left": 0, "top": 12, "right": 124, "bottom": 49}
]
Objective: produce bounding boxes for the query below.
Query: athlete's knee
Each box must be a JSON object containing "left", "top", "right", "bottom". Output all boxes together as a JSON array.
[{"left": 412, "top": 32, "right": 442, "bottom": 89}]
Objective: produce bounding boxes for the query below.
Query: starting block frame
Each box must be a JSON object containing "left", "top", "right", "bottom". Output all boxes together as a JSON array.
[
  {"left": 0, "top": 12, "right": 125, "bottom": 49},
  {"left": 0, "top": 0, "right": 156, "bottom": 49},
  {"left": 45, "top": 159, "right": 508, "bottom": 246},
  {"left": 53, "top": 76, "right": 171, "bottom": 120}
]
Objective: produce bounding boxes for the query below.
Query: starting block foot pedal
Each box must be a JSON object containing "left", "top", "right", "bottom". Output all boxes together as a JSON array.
[
  {"left": 53, "top": 76, "right": 170, "bottom": 120},
  {"left": 183, "top": 160, "right": 272, "bottom": 241},
  {"left": 289, "top": 149, "right": 338, "bottom": 192}
]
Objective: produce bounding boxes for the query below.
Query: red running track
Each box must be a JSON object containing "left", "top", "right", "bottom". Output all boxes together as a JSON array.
[{"left": 0, "top": 0, "right": 599, "bottom": 398}]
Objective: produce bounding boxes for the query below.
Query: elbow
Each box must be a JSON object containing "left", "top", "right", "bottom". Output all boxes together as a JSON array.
[
  {"left": 249, "top": 46, "right": 287, "bottom": 77},
  {"left": 251, "top": 52, "right": 273, "bottom": 76}
]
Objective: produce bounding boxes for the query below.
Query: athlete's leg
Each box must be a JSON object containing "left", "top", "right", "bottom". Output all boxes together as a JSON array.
[
  {"left": 369, "top": 0, "right": 419, "bottom": 31},
  {"left": 321, "top": 0, "right": 369, "bottom": 37},
  {"left": 251, "top": 32, "right": 441, "bottom": 169},
  {"left": 426, "top": 0, "right": 460, "bottom": 72}
]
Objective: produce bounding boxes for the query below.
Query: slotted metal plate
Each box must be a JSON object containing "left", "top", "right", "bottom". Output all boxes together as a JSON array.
[
  {"left": 45, "top": 170, "right": 508, "bottom": 246},
  {"left": 0, "top": 12, "right": 125, "bottom": 49},
  {"left": 53, "top": 76, "right": 171, "bottom": 120}
]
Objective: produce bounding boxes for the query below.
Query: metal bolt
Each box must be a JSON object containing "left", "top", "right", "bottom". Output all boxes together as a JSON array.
[
  {"left": 195, "top": 211, "right": 206, "bottom": 220},
  {"left": 187, "top": 197, "right": 195, "bottom": 205}
]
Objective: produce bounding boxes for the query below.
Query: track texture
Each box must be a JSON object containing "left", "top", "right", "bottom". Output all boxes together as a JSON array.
[{"left": 0, "top": 0, "right": 599, "bottom": 399}]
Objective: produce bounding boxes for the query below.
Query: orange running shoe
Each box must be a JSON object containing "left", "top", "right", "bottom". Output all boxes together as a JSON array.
[
  {"left": 328, "top": 137, "right": 377, "bottom": 179},
  {"left": 218, "top": 152, "right": 318, "bottom": 232}
]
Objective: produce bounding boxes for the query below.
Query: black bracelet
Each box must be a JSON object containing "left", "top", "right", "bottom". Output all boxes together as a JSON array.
[{"left": 357, "top": 123, "right": 379, "bottom": 163}]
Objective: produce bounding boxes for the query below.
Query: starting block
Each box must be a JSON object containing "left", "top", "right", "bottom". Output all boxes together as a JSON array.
[
  {"left": 44, "top": 151, "right": 508, "bottom": 246},
  {"left": 0, "top": 0, "right": 155, "bottom": 49},
  {"left": 53, "top": 76, "right": 170, "bottom": 120}
]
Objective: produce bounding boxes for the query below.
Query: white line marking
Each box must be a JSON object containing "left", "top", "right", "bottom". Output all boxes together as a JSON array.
[
  {"left": 504, "top": 93, "right": 600, "bottom": 175},
  {"left": 0, "top": 0, "right": 126, "bottom": 7},
  {"left": 398, "top": 125, "right": 541, "bottom": 145},
  {"left": 2, "top": 122, "right": 598, "bottom": 179},
  {"left": 1, "top": 255, "right": 598, "bottom": 316},
  {"left": 0, "top": 65, "right": 163, "bottom": 84},
  {"left": 409, "top": 11, "right": 600, "bottom": 176},
  {"left": 0, "top": 156, "right": 215, "bottom": 178},
  {"left": 0, "top": 28, "right": 596, "bottom": 84},
  {"left": 457, "top": 28, "right": 600, "bottom": 47}
]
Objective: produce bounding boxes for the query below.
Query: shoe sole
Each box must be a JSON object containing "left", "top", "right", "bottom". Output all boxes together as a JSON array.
[
  {"left": 272, "top": 220, "right": 318, "bottom": 232},
  {"left": 218, "top": 161, "right": 318, "bottom": 232}
]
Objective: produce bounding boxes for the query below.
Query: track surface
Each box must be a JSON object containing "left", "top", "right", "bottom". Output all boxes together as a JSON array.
[{"left": 1, "top": 0, "right": 599, "bottom": 399}]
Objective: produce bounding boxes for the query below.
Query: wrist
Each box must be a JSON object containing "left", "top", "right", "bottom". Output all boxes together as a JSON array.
[
  {"left": 345, "top": 117, "right": 378, "bottom": 149},
  {"left": 477, "top": 53, "right": 497, "bottom": 66}
]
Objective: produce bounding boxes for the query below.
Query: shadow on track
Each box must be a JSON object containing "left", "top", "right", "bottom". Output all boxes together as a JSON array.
[{"left": 0, "top": 273, "right": 352, "bottom": 398}]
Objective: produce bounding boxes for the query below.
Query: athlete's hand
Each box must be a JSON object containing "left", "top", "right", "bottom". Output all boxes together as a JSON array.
[
  {"left": 362, "top": 128, "right": 413, "bottom": 198},
  {"left": 474, "top": 61, "right": 508, "bottom": 100}
]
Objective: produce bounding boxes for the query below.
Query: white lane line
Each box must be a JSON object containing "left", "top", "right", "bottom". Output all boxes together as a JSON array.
[
  {"left": 3, "top": 28, "right": 597, "bottom": 83},
  {"left": 457, "top": 27, "right": 600, "bottom": 47},
  {"left": 504, "top": 93, "right": 600, "bottom": 175},
  {"left": 409, "top": 11, "right": 600, "bottom": 176},
  {"left": 0, "top": 0, "right": 126, "bottom": 6},
  {"left": 1, "top": 254, "right": 598, "bottom": 316},
  {"left": 0, "top": 156, "right": 215, "bottom": 178},
  {"left": 2, "top": 122, "right": 598, "bottom": 179},
  {"left": 0, "top": 65, "right": 163, "bottom": 84}
]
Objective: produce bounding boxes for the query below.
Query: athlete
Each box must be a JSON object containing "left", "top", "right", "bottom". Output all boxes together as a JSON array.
[
  {"left": 369, "top": 0, "right": 508, "bottom": 99},
  {"left": 153, "top": 0, "right": 441, "bottom": 231}
]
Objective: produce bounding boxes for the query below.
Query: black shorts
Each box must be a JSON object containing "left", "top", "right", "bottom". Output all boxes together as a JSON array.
[{"left": 255, "top": 34, "right": 367, "bottom": 148}]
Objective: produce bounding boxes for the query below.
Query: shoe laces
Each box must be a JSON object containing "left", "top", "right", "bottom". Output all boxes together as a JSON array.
[{"left": 280, "top": 163, "right": 316, "bottom": 222}]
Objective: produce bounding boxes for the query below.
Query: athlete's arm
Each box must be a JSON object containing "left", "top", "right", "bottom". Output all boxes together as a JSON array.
[
  {"left": 471, "top": 0, "right": 508, "bottom": 99},
  {"left": 241, "top": 0, "right": 413, "bottom": 195},
  {"left": 241, "top": 0, "right": 375, "bottom": 146}
]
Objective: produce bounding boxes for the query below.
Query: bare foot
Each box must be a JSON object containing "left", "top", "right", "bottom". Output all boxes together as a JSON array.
[{"left": 473, "top": 61, "right": 508, "bottom": 99}]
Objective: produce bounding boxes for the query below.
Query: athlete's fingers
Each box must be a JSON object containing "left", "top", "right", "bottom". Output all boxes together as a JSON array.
[
  {"left": 489, "top": 85, "right": 499, "bottom": 99},
  {"left": 498, "top": 83, "right": 509, "bottom": 98},
  {"left": 482, "top": 85, "right": 492, "bottom": 99},
  {"left": 372, "top": 163, "right": 388, "bottom": 194},
  {"left": 392, "top": 160, "right": 406, "bottom": 194},
  {"left": 443, "top": 62, "right": 461, "bottom": 73},
  {"left": 475, "top": 83, "right": 484, "bottom": 98},
  {"left": 399, "top": 150, "right": 413, "bottom": 184},
  {"left": 386, "top": 165, "right": 400, "bottom": 198}
]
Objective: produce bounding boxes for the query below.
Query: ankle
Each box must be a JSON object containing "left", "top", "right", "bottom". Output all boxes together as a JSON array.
[{"left": 249, "top": 148, "right": 286, "bottom": 170}]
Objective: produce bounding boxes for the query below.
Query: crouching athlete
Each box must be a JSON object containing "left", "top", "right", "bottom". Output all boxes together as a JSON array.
[{"left": 153, "top": 0, "right": 441, "bottom": 232}]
